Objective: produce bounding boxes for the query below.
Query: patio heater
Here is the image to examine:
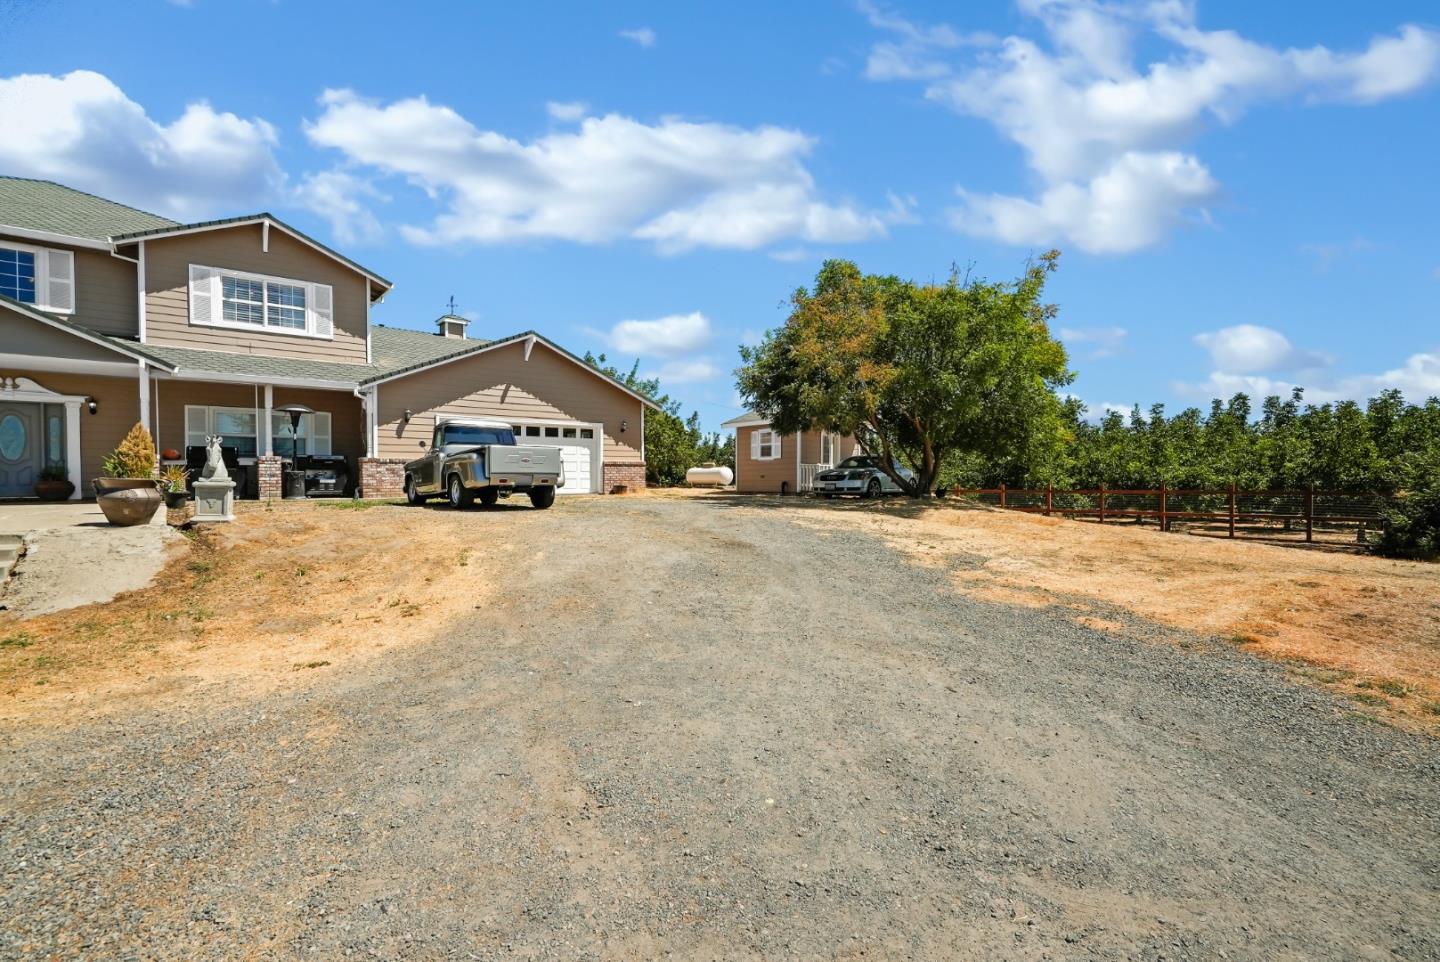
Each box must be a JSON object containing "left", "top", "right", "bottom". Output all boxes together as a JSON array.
[{"left": 274, "top": 403, "right": 314, "bottom": 500}]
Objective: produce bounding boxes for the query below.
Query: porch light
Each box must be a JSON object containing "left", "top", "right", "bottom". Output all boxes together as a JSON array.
[
  {"left": 621, "top": 419, "right": 628, "bottom": 433},
  {"left": 86, "top": 397, "right": 98, "bottom": 415},
  {"left": 403, "top": 408, "right": 413, "bottom": 421}
]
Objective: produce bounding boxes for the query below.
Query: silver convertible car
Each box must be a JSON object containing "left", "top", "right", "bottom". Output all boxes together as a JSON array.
[{"left": 813, "top": 455, "right": 914, "bottom": 498}]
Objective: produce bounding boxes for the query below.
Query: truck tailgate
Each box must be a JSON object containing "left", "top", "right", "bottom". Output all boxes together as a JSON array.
[{"left": 488, "top": 444, "right": 563, "bottom": 479}]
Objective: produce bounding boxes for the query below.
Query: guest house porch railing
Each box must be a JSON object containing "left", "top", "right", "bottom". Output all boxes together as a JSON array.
[{"left": 798, "top": 463, "right": 832, "bottom": 492}]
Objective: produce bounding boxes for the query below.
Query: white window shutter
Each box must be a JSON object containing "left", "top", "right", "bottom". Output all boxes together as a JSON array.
[
  {"left": 773, "top": 433, "right": 781, "bottom": 459},
  {"left": 189, "top": 265, "right": 216, "bottom": 324},
  {"left": 313, "top": 412, "right": 332, "bottom": 455},
  {"left": 40, "top": 248, "right": 75, "bottom": 313},
  {"left": 184, "top": 405, "right": 209, "bottom": 451},
  {"left": 309, "top": 283, "right": 333, "bottom": 338},
  {"left": 750, "top": 430, "right": 762, "bottom": 460}
]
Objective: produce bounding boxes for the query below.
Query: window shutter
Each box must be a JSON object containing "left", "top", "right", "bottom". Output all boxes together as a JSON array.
[
  {"left": 313, "top": 412, "right": 332, "bottom": 455},
  {"left": 773, "top": 433, "right": 781, "bottom": 458},
  {"left": 189, "top": 265, "right": 216, "bottom": 324},
  {"left": 309, "top": 282, "right": 334, "bottom": 338},
  {"left": 750, "top": 430, "right": 762, "bottom": 460},
  {"left": 40, "top": 248, "right": 75, "bottom": 313},
  {"left": 184, "top": 405, "right": 209, "bottom": 451}
]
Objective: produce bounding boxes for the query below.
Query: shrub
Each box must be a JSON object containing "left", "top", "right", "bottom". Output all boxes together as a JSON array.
[
  {"left": 38, "top": 462, "right": 68, "bottom": 482},
  {"left": 102, "top": 423, "right": 157, "bottom": 478},
  {"left": 1375, "top": 482, "right": 1440, "bottom": 560}
]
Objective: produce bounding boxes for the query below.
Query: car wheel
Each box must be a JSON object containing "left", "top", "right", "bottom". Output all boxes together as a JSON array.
[
  {"left": 823, "top": 493, "right": 835, "bottom": 499},
  {"left": 529, "top": 486, "right": 556, "bottom": 510},
  {"left": 448, "top": 474, "right": 474, "bottom": 509},
  {"left": 405, "top": 476, "right": 425, "bottom": 506},
  {"left": 478, "top": 487, "right": 499, "bottom": 507},
  {"left": 864, "top": 478, "right": 881, "bottom": 499}
]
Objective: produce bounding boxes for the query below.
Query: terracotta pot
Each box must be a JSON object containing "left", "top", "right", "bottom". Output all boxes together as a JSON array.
[
  {"left": 92, "top": 478, "right": 163, "bottom": 526},
  {"left": 35, "top": 479, "right": 76, "bottom": 502}
]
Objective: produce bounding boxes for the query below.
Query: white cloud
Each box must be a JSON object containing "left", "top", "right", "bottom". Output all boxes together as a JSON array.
[
  {"left": 620, "top": 27, "right": 657, "bottom": 48},
  {"left": 607, "top": 311, "right": 711, "bottom": 357},
  {"left": 304, "top": 89, "right": 885, "bottom": 252},
  {"left": 546, "top": 100, "right": 588, "bottom": 122},
  {"left": 0, "top": 70, "right": 283, "bottom": 220},
  {"left": 1299, "top": 237, "right": 1376, "bottom": 272},
  {"left": 1194, "top": 324, "right": 1328, "bottom": 373},
  {"left": 292, "top": 170, "right": 385, "bottom": 244},
  {"left": 865, "top": 2, "right": 1440, "bottom": 253},
  {"left": 644, "top": 359, "right": 723, "bottom": 384},
  {"left": 952, "top": 150, "right": 1219, "bottom": 253},
  {"left": 1058, "top": 324, "right": 1127, "bottom": 359}
]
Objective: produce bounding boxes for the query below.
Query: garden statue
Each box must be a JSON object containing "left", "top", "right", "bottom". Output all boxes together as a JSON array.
[{"left": 201, "top": 435, "right": 230, "bottom": 481}]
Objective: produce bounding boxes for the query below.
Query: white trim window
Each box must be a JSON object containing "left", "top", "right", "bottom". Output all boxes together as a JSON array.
[
  {"left": 188, "top": 264, "right": 334, "bottom": 339},
  {"left": 751, "top": 428, "right": 781, "bottom": 461},
  {"left": 0, "top": 241, "right": 75, "bottom": 314}
]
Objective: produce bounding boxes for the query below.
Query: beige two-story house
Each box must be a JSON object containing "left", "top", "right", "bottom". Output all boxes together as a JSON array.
[{"left": 0, "top": 177, "right": 657, "bottom": 500}]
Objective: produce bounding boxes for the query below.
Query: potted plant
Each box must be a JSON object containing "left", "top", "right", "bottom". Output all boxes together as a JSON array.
[
  {"left": 160, "top": 463, "right": 192, "bottom": 508},
  {"left": 35, "top": 462, "right": 76, "bottom": 501},
  {"left": 93, "top": 423, "right": 163, "bottom": 526}
]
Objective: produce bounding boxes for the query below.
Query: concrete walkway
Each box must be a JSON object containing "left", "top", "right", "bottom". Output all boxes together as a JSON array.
[{"left": 0, "top": 500, "right": 177, "bottom": 618}]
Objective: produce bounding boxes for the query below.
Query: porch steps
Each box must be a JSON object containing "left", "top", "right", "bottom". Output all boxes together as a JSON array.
[{"left": 0, "top": 534, "right": 25, "bottom": 587}]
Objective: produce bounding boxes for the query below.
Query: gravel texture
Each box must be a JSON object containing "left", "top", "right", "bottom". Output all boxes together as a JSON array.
[{"left": 2, "top": 495, "right": 1437, "bottom": 960}]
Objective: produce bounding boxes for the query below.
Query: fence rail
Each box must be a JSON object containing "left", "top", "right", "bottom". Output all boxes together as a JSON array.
[{"left": 947, "top": 484, "right": 1392, "bottom": 544}]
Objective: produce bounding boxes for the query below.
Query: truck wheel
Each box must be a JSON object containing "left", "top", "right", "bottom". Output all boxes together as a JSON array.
[
  {"left": 529, "top": 487, "right": 556, "bottom": 510},
  {"left": 447, "top": 474, "right": 474, "bottom": 509},
  {"left": 405, "top": 476, "right": 426, "bottom": 506},
  {"left": 478, "top": 488, "right": 499, "bottom": 507}
]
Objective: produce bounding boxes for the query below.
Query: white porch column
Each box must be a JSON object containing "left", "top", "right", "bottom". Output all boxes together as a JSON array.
[
  {"left": 137, "top": 361, "right": 151, "bottom": 434},
  {"left": 262, "top": 384, "right": 274, "bottom": 456},
  {"left": 63, "top": 399, "right": 82, "bottom": 500}
]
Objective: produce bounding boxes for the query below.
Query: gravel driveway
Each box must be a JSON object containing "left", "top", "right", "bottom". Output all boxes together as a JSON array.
[{"left": 3, "top": 496, "right": 1436, "bottom": 960}]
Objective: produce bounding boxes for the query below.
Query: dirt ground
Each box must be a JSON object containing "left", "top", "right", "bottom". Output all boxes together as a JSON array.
[
  {"left": 2, "top": 494, "right": 1437, "bottom": 960},
  {"left": 726, "top": 492, "right": 1439, "bottom": 730}
]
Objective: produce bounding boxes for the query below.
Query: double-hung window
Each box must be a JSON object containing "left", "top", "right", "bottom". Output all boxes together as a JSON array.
[
  {"left": 190, "top": 264, "right": 333, "bottom": 339},
  {"left": 753, "top": 429, "right": 780, "bottom": 461},
  {"left": 0, "top": 242, "right": 75, "bottom": 313}
]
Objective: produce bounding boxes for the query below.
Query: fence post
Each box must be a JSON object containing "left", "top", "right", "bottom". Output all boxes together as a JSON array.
[
  {"left": 1098, "top": 484, "right": 1106, "bottom": 525},
  {"left": 1228, "top": 482, "right": 1236, "bottom": 538},
  {"left": 1045, "top": 482, "right": 1053, "bottom": 517},
  {"left": 999, "top": 483, "right": 1007, "bottom": 509},
  {"left": 1160, "top": 482, "right": 1168, "bottom": 533},
  {"left": 1305, "top": 484, "right": 1314, "bottom": 543}
]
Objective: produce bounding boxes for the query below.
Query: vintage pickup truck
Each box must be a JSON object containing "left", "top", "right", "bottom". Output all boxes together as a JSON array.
[{"left": 403, "top": 418, "right": 563, "bottom": 509}]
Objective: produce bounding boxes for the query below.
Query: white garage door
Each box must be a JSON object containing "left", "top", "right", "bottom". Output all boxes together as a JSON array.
[{"left": 512, "top": 421, "right": 600, "bottom": 494}]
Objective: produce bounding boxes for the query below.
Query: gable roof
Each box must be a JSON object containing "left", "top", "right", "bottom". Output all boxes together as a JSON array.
[
  {"left": 110, "top": 213, "right": 393, "bottom": 293},
  {"left": 0, "top": 176, "right": 177, "bottom": 244},
  {"left": 721, "top": 411, "right": 768, "bottom": 428},
  {"left": 0, "top": 293, "right": 178, "bottom": 369}
]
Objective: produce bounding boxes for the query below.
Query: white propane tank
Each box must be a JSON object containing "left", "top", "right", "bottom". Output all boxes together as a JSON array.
[{"left": 685, "top": 463, "right": 734, "bottom": 487}]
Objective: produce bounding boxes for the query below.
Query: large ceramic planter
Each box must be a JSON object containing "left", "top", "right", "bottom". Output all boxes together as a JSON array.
[
  {"left": 92, "top": 478, "right": 163, "bottom": 526},
  {"left": 35, "top": 479, "right": 76, "bottom": 502}
]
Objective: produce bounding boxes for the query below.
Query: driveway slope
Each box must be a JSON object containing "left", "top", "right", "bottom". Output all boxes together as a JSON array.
[{"left": 2, "top": 497, "right": 1436, "bottom": 960}]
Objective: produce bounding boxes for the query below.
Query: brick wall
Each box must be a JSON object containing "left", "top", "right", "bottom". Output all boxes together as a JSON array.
[
  {"left": 603, "top": 462, "right": 647, "bottom": 494},
  {"left": 359, "top": 458, "right": 407, "bottom": 499},
  {"left": 256, "top": 456, "right": 283, "bottom": 501}
]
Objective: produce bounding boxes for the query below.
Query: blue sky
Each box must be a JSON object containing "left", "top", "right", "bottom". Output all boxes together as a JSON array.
[{"left": 2, "top": 0, "right": 1437, "bottom": 431}]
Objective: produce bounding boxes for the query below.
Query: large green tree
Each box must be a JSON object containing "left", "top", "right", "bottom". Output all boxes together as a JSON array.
[{"left": 736, "top": 253, "right": 1074, "bottom": 495}]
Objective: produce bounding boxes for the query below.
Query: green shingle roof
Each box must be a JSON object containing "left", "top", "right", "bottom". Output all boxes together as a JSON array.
[{"left": 0, "top": 176, "right": 177, "bottom": 242}]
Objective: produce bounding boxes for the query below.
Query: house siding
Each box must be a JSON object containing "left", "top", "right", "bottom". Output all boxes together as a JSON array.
[
  {"left": 0, "top": 367, "right": 137, "bottom": 483},
  {"left": 142, "top": 224, "right": 369, "bottom": 365},
  {"left": 374, "top": 340, "right": 646, "bottom": 466},
  {"left": 2, "top": 307, "right": 127, "bottom": 364},
  {"left": 0, "top": 233, "right": 138, "bottom": 338},
  {"left": 734, "top": 424, "right": 799, "bottom": 493}
]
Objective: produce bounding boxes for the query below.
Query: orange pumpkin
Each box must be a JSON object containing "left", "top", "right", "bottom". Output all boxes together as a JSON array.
[{"left": 161, "top": 448, "right": 181, "bottom": 460}]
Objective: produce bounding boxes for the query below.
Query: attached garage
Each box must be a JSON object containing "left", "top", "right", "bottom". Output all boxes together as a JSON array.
[{"left": 509, "top": 419, "right": 602, "bottom": 494}]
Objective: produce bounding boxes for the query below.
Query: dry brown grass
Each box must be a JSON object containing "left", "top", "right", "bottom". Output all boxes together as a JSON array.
[
  {"left": 0, "top": 500, "right": 505, "bottom": 725},
  {"left": 751, "top": 494, "right": 1440, "bottom": 731}
]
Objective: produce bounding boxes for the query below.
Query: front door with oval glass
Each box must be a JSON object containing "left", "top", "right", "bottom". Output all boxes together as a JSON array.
[{"left": 0, "top": 404, "right": 41, "bottom": 498}]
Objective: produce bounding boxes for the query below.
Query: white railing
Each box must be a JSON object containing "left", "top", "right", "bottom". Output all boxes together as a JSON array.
[{"left": 798, "top": 462, "right": 832, "bottom": 492}]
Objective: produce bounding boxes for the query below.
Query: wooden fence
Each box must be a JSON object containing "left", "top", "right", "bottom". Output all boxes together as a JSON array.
[{"left": 946, "top": 484, "right": 1392, "bottom": 544}]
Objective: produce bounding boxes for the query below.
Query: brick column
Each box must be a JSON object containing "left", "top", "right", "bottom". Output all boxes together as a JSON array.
[
  {"left": 603, "top": 462, "right": 647, "bottom": 494},
  {"left": 256, "top": 455, "right": 283, "bottom": 501},
  {"left": 359, "top": 458, "right": 407, "bottom": 499}
]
